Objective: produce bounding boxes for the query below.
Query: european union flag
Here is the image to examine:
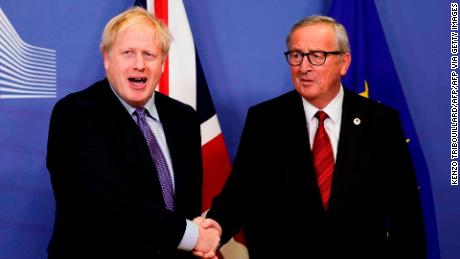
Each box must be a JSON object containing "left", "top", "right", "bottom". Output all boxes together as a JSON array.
[{"left": 328, "top": 1, "right": 439, "bottom": 258}]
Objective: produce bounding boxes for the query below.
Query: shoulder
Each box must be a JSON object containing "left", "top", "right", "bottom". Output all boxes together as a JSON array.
[
  {"left": 344, "top": 88, "right": 400, "bottom": 118},
  {"left": 248, "top": 90, "right": 302, "bottom": 117},
  {"left": 342, "top": 88, "right": 403, "bottom": 135},
  {"left": 155, "top": 91, "right": 197, "bottom": 116},
  {"left": 155, "top": 92, "right": 199, "bottom": 129},
  {"left": 252, "top": 90, "right": 301, "bottom": 109},
  {"left": 53, "top": 79, "right": 111, "bottom": 112},
  {"left": 50, "top": 79, "right": 125, "bottom": 126}
]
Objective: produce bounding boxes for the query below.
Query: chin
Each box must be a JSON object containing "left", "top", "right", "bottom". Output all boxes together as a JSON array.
[
  {"left": 297, "top": 87, "right": 318, "bottom": 98},
  {"left": 125, "top": 95, "right": 148, "bottom": 107}
]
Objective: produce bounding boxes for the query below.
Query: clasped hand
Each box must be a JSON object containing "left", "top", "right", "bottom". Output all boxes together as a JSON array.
[{"left": 192, "top": 216, "right": 222, "bottom": 259}]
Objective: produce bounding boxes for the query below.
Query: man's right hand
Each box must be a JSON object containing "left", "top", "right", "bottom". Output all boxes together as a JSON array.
[{"left": 192, "top": 217, "right": 222, "bottom": 259}]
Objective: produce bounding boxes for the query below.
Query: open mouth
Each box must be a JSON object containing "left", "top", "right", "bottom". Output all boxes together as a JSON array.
[{"left": 128, "top": 77, "right": 147, "bottom": 85}]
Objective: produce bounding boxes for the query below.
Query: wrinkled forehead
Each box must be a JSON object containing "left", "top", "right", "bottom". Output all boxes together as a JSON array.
[{"left": 289, "top": 24, "right": 338, "bottom": 50}]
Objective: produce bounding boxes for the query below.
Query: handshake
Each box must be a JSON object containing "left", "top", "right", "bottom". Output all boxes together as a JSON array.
[{"left": 192, "top": 216, "right": 222, "bottom": 259}]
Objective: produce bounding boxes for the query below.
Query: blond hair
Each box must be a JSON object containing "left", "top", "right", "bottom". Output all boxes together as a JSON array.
[{"left": 100, "top": 7, "right": 172, "bottom": 58}]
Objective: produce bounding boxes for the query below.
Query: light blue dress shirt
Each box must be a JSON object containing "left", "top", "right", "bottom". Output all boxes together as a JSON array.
[{"left": 110, "top": 87, "right": 198, "bottom": 251}]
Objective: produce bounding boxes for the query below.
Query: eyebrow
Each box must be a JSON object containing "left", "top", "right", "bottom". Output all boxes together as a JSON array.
[{"left": 289, "top": 49, "right": 326, "bottom": 52}]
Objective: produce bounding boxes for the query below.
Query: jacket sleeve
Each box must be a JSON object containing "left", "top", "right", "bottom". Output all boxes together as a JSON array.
[{"left": 380, "top": 109, "right": 426, "bottom": 258}]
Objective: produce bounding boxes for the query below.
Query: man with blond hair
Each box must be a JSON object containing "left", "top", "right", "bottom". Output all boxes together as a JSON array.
[{"left": 47, "top": 7, "right": 220, "bottom": 259}]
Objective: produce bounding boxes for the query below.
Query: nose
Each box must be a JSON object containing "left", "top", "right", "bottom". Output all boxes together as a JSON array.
[
  {"left": 299, "top": 56, "right": 313, "bottom": 73},
  {"left": 133, "top": 53, "right": 145, "bottom": 71}
]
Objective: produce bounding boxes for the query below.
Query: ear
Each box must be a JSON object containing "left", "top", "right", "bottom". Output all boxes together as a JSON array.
[
  {"left": 161, "top": 60, "right": 165, "bottom": 73},
  {"left": 103, "top": 51, "right": 110, "bottom": 70},
  {"left": 340, "top": 52, "right": 351, "bottom": 76}
]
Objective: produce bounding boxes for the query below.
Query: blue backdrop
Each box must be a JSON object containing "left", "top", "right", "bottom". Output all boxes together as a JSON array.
[{"left": 0, "top": 1, "right": 456, "bottom": 258}]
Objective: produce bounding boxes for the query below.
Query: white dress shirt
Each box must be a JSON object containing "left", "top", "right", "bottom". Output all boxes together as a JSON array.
[{"left": 302, "top": 86, "right": 344, "bottom": 161}]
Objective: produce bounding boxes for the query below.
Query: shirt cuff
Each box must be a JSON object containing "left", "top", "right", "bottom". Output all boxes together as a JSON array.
[{"left": 177, "top": 219, "right": 198, "bottom": 251}]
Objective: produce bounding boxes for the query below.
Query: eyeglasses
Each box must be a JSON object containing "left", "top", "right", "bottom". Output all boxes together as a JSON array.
[{"left": 284, "top": 50, "right": 343, "bottom": 66}]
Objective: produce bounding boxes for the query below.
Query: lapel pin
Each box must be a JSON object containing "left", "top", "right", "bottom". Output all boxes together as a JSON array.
[{"left": 353, "top": 117, "right": 361, "bottom": 125}]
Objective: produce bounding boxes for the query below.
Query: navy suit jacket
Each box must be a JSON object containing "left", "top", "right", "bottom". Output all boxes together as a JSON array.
[
  {"left": 207, "top": 89, "right": 426, "bottom": 258},
  {"left": 46, "top": 79, "right": 202, "bottom": 259}
]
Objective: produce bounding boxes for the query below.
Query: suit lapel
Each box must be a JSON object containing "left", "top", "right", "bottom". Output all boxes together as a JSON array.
[
  {"left": 155, "top": 94, "right": 173, "bottom": 156},
  {"left": 328, "top": 89, "right": 367, "bottom": 213},
  {"left": 280, "top": 92, "right": 324, "bottom": 209},
  {"left": 101, "top": 81, "right": 164, "bottom": 199},
  {"left": 102, "top": 81, "right": 153, "bottom": 167},
  {"left": 154, "top": 93, "right": 184, "bottom": 192},
  {"left": 99, "top": 79, "right": 149, "bottom": 155}
]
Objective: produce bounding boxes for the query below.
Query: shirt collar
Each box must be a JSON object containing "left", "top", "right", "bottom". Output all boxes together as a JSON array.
[
  {"left": 302, "top": 85, "right": 344, "bottom": 124},
  {"left": 109, "top": 84, "right": 160, "bottom": 122}
]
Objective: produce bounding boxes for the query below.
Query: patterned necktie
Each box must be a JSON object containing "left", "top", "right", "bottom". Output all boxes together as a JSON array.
[
  {"left": 134, "top": 108, "right": 175, "bottom": 211},
  {"left": 312, "top": 111, "right": 334, "bottom": 209}
]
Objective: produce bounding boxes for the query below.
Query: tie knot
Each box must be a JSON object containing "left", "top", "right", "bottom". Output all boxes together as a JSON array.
[
  {"left": 134, "top": 107, "right": 146, "bottom": 119},
  {"left": 315, "top": 111, "right": 329, "bottom": 123}
]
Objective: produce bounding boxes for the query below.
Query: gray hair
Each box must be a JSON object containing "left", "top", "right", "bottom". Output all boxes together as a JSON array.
[{"left": 286, "top": 15, "right": 350, "bottom": 53}]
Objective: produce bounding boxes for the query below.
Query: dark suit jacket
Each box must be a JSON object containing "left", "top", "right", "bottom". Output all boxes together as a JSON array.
[
  {"left": 46, "top": 79, "right": 202, "bottom": 259},
  {"left": 207, "top": 89, "right": 426, "bottom": 259}
]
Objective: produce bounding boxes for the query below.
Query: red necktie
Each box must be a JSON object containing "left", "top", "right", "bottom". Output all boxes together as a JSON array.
[{"left": 312, "top": 111, "right": 334, "bottom": 209}]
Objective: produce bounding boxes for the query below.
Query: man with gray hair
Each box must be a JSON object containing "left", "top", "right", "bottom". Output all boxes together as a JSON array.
[{"left": 205, "top": 15, "right": 426, "bottom": 258}]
